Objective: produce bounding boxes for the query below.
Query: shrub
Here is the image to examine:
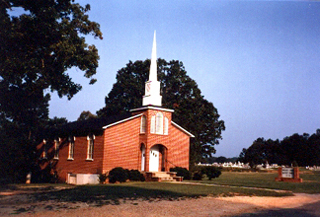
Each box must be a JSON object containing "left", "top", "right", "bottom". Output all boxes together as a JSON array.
[
  {"left": 192, "top": 172, "right": 203, "bottom": 180},
  {"left": 128, "top": 169, "right": 145, "bottom": 181},
  {"left": 108, "top": 168, "right": 145, "bottom": 183},
  {"left": 201, "top": 166, "right": 222, "bottom": 180},
  {"left": 108, "top": 167, "right": 129, "bottom": 183},
  {"left": 170, "top": 167, "right": 191, "bottom": 180},
  {"left": 99, "top": 173, "right": 108, "bottom": 184}
]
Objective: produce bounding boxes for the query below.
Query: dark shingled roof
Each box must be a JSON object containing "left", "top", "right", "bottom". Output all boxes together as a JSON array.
[{"left": 47, "top": 113, "right": 132, "bottom": 138}]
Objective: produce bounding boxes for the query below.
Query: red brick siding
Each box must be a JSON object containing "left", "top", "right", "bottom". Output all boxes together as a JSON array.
[
  {"left": 38, "top": 135, "right": 104, "bottom": 182},
  {"left": 133, "top": 109, "right": 190, "bottom": 171},
  {"left": 103, "top": 117, "right": 141, "bottom": 173}
]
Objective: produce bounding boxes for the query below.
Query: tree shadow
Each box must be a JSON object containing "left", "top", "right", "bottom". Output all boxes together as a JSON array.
[{"left": 30, "top": 184, "right": 200, "bottom": 207}]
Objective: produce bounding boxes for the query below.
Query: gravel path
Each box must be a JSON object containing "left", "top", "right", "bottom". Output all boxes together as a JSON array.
[{"left": 1, "top": 192, "right": 320, "bottom": 216}]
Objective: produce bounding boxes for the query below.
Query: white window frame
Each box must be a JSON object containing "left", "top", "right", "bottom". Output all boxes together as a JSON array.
[
  {"left": 150, "top": 115, "right": 155, "bottom": 134},
  {"left": 68, "top": 136, "right": 75, "bottom": 160},
  {"left": 155, "top": 112, "right": 164, "bottom": 134},
  {"left": 86, "top": 135, "right": 95, "bottom": 161},
  {"left": 140, "top": 115, "right": 146, "bottom": 134},
  {"left": 54, "top": 138, "right": 60, "bottom": 160},
  {"left": 164, "top": 117, "right": 169, "bottom": 135},
  {"left": 42, "top": 139, "right": 47, "bottom": 159}
]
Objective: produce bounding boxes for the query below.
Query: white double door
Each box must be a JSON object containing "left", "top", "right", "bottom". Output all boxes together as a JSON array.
[{"left": 149, "top": 145, "right": 159, "bottom": 172}]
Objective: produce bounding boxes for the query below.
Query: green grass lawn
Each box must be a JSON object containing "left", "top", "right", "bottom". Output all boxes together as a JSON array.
[
  {"left": 17, "top": 181, "right": 290, "bottom": 206},
  {"left": 192, "top": 170, "right": 320, "bottom": 194},
  {"left": 2, "top": 169, "right": 319, "bottom": 208}
]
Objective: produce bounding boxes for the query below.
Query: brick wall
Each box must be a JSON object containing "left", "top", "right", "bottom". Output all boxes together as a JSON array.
[{"left": 103, "top": 117, "right": 141, "bottom": 173}]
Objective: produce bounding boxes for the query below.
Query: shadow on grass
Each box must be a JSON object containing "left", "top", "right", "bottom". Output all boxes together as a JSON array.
[{"left": 31, "top": 184, "right": 200, "bottom": 207}]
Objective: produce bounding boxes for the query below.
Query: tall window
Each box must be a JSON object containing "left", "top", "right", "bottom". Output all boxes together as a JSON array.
[
  {"left": 54, "top": 138, "right": 59, "bottom": 160},
  {"left": 87, "top": 135, "right": 95, "bottom": 160},
  {"left": 140, "top": 115, "right": 146, "bottom": 133},
  {"left": 42, "top": 139, "right": 47, "bottom": 159},
  {"left": 150, "top": 112, "right": 168, "bottom": 135},
  {"left": 150, "top": 115, "right": 155, "bottom": 133},
  {"left": 164, "top": 117, "right": 169, "bottom": 135},
  {"left": 68, "top": 136, "right": 75, "bottom": 160},
  {"left": 155, "top": 112, "right": 163, "bottom": 134}
]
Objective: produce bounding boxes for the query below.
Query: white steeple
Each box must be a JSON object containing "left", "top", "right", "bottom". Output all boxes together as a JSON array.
[{"left": 142, "top": 31, "right": 162, "bottom": 107}]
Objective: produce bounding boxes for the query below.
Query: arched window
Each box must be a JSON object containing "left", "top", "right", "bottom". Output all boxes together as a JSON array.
[
  {"left": 68, "top": 136, "right": 75, "bottom": 160},
  {"left": 150, "top": 115, "right": 155, "bottom": 133},
  {"left": 140, "top": 115, "right": 146, "bottom": 133},
  {"left": 155, "top": 112, "right": 163, "bottom": 134},
  {"left": 54, "top": 138, "right": 60, "bottom": 160},
  {"left": 86, "top": 134, "right": 95, "bottom": 160},
  {"left": 164, "top": 117, "right": 169, "bottom": 135}
]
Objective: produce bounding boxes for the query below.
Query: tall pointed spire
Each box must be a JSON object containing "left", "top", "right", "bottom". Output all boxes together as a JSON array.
[
  {"left": 149, "top": 31, "right": 157, "bottom": 82},
  {"left": 142, "top": 31, "right": 162, "bottom": 107}
]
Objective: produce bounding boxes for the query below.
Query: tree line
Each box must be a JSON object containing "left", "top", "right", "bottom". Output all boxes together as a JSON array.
[{"left": 238, "top": 130, "right": 320, "bottom": 168}]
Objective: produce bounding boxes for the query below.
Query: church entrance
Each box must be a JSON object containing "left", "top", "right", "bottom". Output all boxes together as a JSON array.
[
  {"left": 149, "top": 145, "right": 159, "bottom": 172},
  {"left": 149, "top": 144, "right": 167, "bottom": 172}
]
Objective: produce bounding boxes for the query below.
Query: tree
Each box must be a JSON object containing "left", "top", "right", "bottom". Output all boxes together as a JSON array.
[
  {"left": 77, "top": 110, "right": 97, "bottom": 121},
  {"left": 97, "top": 59, "right": 225, "bottom": 166},
  {"left": 0, "top": 1, "right": 102, "bottom": 183},
  {"left": 239, "top": 138, "right": 267, "bottom": 169}
]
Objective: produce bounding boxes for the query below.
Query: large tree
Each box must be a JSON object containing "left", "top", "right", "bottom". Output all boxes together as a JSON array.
[
  {"left": 0, "top": 0, "right": 102, "bottom": 183},
  {"left": 97, "top": 59, "right": 225, "bottom": 166}
]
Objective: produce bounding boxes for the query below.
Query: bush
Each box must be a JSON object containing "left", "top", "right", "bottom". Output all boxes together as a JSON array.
[
  {"left": 128, "top": 169, "right": 145, "bottom": 181},
  {"left": 108, "top": 167, "right": 145, "bottom": 183},
  {"left": 99, "top": 173, "right": 108, "bottom": 184},
  {"left": 170, "top": 167, "right": 191, "bottom": 180},
  {"left": 192, "top": 172, "right": 203, "bottom": 180},
  {"left": 108, "top": 167, "right": 129, "bottom": 183},
  {"left": 201, "top": 166, "right": 221, "bottom": 180}
]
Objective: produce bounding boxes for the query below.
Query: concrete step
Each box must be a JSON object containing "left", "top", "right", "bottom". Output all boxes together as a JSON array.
[{"left": 145, "top": 171, "right": 183, "bottom": 182}]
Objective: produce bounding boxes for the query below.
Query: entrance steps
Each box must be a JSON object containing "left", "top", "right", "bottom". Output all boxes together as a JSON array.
[{"left": 144, "top": 171, "right": 183, "bottom": 182}]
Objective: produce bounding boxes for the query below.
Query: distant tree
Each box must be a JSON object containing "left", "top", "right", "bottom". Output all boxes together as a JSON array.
[
  {"left": 0, "top": 1, "right": 102, "bottom": 183},
  {"left": 307, "top": 129, "right": 320, "bottom": 166},
  {"left": 281, "top": 133, "right": 309, "bottom": 166},
  {"left": 239, "top": 130, "right": 320, "bottom": 167},
  {"left": 77, "top": 111, "right": 97, "bottom": 121},
  {"left": 238, "top": 138, "right": 270, "bottom": 169},
  {"left": 216, "top": 156, "right": 227, "bottom": 163},
  {"left": 97, "top": 59, "right": 225, "bottom": 165}
]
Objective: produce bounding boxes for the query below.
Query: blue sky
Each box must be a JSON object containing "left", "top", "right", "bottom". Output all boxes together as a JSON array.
[{"left": 46, "top": 1, "right": 320, "bottom": 158}]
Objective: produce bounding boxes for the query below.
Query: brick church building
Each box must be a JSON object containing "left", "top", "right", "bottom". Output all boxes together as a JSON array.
[{"left": 37, "top": 33, "right": 194, "bottom": 184}]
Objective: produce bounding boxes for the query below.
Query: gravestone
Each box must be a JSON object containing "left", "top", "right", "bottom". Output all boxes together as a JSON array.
[{"left": 275, "top": 167, "right": 302, "bottom": 182}]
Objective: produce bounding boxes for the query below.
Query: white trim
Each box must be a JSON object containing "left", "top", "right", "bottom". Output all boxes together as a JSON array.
[
  {"left": 172, "top": 121, "right": 195, "bottom": 137},
  {"left": 130, "top": 106, "right": 174, "bottom": 113},
  {"left": 102, "top": 113, "right": 143, "bottom": 129}
]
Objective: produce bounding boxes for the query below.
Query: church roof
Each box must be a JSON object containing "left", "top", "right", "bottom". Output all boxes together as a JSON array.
[{"left": 46, "top": 113, "right": 132, "bottom": 138}]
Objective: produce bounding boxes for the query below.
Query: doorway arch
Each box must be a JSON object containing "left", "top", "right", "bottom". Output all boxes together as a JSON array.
[{"left": 149, "top": 144, "right": 168, "bottom": 172}]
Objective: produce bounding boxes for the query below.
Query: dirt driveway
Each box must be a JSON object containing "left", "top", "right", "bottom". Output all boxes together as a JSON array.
[{"left": 1, "top": 190, "right": 320, "bottom": 216}]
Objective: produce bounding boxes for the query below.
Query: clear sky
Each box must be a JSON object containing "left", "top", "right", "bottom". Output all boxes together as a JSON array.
[{"left": 47, "top": 1, "right": 320, "bottom": 158}]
